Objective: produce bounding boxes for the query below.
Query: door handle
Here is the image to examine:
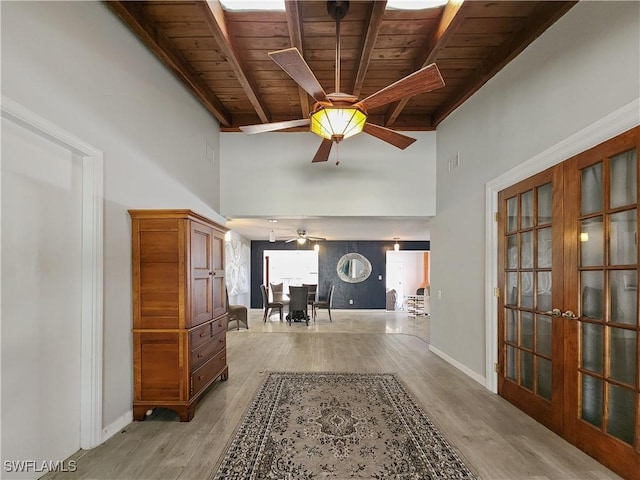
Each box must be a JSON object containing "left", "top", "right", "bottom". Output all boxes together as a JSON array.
[
  {"left": 543, "top": 308, "right": 562, "bottom": 317},
  {"left": 562, "top": 310, "right": 579, "bottom": 320}
]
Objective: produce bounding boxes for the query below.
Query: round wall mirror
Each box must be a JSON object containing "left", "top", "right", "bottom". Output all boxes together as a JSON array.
[{"left": 336, "top": 253, "right": 372, "bottom": 283}]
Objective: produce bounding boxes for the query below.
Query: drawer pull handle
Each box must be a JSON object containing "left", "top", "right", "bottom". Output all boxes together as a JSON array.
[
  {"left": 198, "top": 353, "right": 203, "bottom": 358},
  {"left": 200, "top": 332, "right": 207, "bottom": 337},
  {"left": 219, "top": 338, "right": 224, "bottom": 344},
  {"left": 198, "top": 375, "right": 204, "bottom": 380}
]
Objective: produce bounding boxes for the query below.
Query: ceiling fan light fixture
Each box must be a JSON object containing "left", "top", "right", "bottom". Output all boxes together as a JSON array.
[
  {"left": 310, "top": 105, "right": 367, "bottom": 142},
  {"left": 297, "top": 237, "right": 307, "bottom": 244}
]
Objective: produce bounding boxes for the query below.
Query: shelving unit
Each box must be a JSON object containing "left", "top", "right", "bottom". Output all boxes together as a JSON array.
[{"left": 405, "top": 295, "right": 425, "bottom": 317}]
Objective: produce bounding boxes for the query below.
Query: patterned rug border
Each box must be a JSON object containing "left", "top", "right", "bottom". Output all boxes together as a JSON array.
[{"left": 210, "top": 371, "right": 480, "bottom": 480}]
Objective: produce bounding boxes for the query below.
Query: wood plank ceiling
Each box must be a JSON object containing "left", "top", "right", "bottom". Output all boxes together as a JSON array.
[{"left": 107, "top": 0, "right": 576, "bottom": 132}]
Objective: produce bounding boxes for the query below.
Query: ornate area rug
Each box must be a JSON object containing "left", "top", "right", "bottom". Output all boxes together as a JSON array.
[{"left": 212, "top": 372, "right": 477, "bottom": 479}]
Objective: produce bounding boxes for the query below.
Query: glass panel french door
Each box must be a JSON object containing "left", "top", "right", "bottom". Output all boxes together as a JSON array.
[
  {"left": 498, "top": 165, "right": 565, "bottom": 434},
  {"left": 564, "top": 128, "right": 640, "bottom": 478},
  {"left": 499, "top": 127, "right": 640, "bottom": 479}
]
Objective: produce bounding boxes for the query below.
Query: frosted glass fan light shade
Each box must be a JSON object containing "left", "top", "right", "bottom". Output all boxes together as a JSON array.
[{"left": 310, "top": 106, "right": 367, "bottom": 140}]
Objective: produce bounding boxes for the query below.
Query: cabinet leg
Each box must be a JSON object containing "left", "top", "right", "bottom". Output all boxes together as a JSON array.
[
  {"left": 183, "top": 405, "right": 195, "bottom": 422},
  {"left": 220, "top": 366, "right": 229, "bottom": 381},
  {"left": 133, "top": 405, "right": 149, "bottom": 421},
  {"left": 174, "top": 405, "right": 195, "bottom": 422}
]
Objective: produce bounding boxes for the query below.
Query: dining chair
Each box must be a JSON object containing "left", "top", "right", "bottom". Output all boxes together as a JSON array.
[
  {"left": 260, "top": 284, "right": 283, "bottom": 322},
  {"left": 269, "top": 282, "right": 290, "bottom": 307},
  {"left": 313, "top": 285, "right": 335, "bottom": 322},
  {"left": 303, "top": 283, "right": 317, "bottom": 310},
  {"left": 226, "top": 288, "right": 248, "bottom": 330},
  {"left": 287, "top": 285, "right": 310, "bottom": 325}
]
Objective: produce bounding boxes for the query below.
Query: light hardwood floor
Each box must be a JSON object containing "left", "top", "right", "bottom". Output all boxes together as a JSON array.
[{"left": 46, "top": 309, "right": 620, "bottom": 480}]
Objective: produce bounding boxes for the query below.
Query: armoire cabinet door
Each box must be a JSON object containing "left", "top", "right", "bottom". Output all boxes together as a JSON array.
[
  {"left": 190, "top": 221, "right": 214, "bottom": 327},
  {"left": 211, "top": 228, "right": 227, "bottom": 319}
]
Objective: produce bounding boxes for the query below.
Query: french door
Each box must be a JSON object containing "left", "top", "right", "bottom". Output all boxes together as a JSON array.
[
  {"left": 498, "top": 126, "right": 640, "bottom": 479},
  {"left": 498, "top": 165, "right": 565, "bottom": 433}
]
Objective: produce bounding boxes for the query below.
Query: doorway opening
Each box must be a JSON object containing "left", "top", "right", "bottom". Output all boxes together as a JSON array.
[
  {"left": 385, "top": 250, "right": 429, "bottom": 311},
  {"left": 1, "top": 98, "right": 104, "bottom": 468}
]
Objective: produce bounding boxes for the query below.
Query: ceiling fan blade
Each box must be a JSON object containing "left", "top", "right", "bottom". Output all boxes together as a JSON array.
[
  {"left": 284, "top": 237, "right": 297, "bottom": 243},
  {"left": 312, "top": 138, "right": 333, "bottom": 163},
  {"left": 268, "top": 48, "right": 330, "bottom": 103},
  {"left": 363, "top": 123, "right": 417, "bottom": 150},
  {"left": 239, "top": 118, "right": 310, "bottom": 134},
  {"left": 355, "top": 63, "right": 444, "bottom": 111}
]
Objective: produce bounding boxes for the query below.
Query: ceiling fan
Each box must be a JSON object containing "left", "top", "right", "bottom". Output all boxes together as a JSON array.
[
  {"left": 284, "top": 229, "right": 326, "bottom": 244},
  {"left": 239, "top": 0, "right": 446, "bottom": 164}
]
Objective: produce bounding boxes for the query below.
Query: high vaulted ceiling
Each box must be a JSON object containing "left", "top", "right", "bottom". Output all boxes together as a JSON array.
[
  {"left": 107, "top": 0, "right": 575, "bottom": 132},
  {"left": 106, "top": 0, "right": 576, "bottom": 241}
]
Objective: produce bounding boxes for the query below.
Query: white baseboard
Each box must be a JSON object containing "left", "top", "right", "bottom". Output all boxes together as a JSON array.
[
  {"left": 102, "top": 410, "right": 133, "bottom": 444},
  {"left": 429, "top": 345, "right": 486, "bottom": 386}
]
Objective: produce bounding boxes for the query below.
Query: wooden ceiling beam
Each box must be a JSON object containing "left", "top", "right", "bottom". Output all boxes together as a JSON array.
[
  {"left": 384, "top": 0, "right": 469, "bottom": 127},
  {"left": 352, "top": 1, "right": 387, "bottom": 98},
  {"left": 201, "top": 0, "right": 271, "bottom": 124},
  {"left": 106, "top": 1, "right": 232, "bottom": 127},
  {"left": 432, "top": 1, "right": 577, "bottom": 126},
  {"left": 284, "top": 0, "right": 310, "bottom": 118}
]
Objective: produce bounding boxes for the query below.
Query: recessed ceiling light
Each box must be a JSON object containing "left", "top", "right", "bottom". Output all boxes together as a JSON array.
[
  {"left": 386, "top": 0, "right": 449, "bottom": 10},
  {"left": 219, "top": 0, "right": 285, "bottom": 11}
]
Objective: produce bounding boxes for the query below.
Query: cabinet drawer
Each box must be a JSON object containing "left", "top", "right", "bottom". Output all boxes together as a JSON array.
[
  {"left": 191, "top": 349, "right": 226, "bottom": 397},
  {"left": 190, "top": 332, "right": 226, "bottom": 370},
  {"left": 211, "top": 315, "right": 228, "bottom": 336},
  {"left": 189, "top": 322, "right": 212, "bottom": 351}
]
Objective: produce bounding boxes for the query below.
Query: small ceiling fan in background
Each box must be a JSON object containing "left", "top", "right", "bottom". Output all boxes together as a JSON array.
[
  {"left": 284, "top": 229, "right": 327, "bottom": 244},
  {"left": 240, "top": 0, "right": 445, "bottom": 164}
]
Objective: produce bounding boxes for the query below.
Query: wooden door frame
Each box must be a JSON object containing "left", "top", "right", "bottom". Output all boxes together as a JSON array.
[
  {"left": 1, "top": 96, "right": 104, "bottom": 448},
  {"left": 484, "top": 99, "right": 639, "bottom": 393}
]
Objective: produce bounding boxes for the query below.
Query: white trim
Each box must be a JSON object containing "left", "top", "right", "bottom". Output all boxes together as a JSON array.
[
  {"left": 484, "top": 98, "right": 640, "bottom": 394},
  {"left": 485, "top": 188, "right": 499, "bottom": 393},
  {"left": 1, "top": 95, "right": 105, "bottom": 449},
  {"left": 102, "top": 410, "right": 133, "bottom": 443},
  {"left": 429, "top": 345, "right": 486, "bottom": 386},
  {"left": 81, "top": 154, "right": 104, "bottom": 448}
]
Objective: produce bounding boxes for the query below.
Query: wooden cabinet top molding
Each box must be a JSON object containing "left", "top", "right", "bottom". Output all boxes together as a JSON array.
[{"left": 128, "top": 209, "right": 228, "bottom": 231}]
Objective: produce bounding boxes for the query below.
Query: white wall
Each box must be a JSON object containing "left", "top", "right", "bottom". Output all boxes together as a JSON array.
[
  {"left": 220, "top": 130, "right": 436, "bottom": 217},
  {"left": 430, "top": 1, "right": 640, "bottom": 378},
  {"left": 1, "top": 1, "right": 224, "bottom": 430}
]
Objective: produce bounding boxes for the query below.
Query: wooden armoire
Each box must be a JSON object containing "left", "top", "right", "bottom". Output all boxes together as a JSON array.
[{"left": 129, "top": 210, "right": 228, "bottom": 421}]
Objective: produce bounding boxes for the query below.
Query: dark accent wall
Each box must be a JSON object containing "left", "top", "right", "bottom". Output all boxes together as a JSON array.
[{"left": 250, "top": 240, "right": 430, "bottom": 309}]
